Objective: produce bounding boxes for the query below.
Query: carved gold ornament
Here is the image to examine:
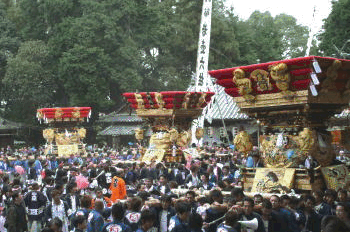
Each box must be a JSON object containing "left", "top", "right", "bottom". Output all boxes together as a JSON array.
[
  {"left": 72, "top": 108, "right": 81, "bottom": 118},
  {"left": 297, "top": 128, "right": 315, "bottom": 152},
  {"left": 43, "top": 129, "right": 55, "bottom": 144},
  {"left": 251, "top": 69, "right": 272, "bottom": 92},
  {"left": 154, "top": 93, "right": 165, "bottom": 109},
  {"left": 233, "top": 131, "right": 253, "bottom": 155},
  {"left": 176, "top": 130, "right": 192, "bottom": 147},
  {"left": 134, "top": 128, "right": 144, "bottom": 141},
  {"left": 232, "top": 69, "right": 254, "bottom": 101},
  {"left": 55, "top": 109, "right": 64, "bottom": 119},
  {"left": 77, "top": 128, "right": 87, "bottom": 139},
  {"left": 134, "top": 93, "right": 145, "bottom": 109},
  {"left": 195, "top": 128, "right": 204, "bottom": 140},
  {"left": 169, "top": 128, "right": 179, "bottom": 142},
  {"left": 196, "top": 93, "right": 207, "bottom": 108},
  {"left": 321, "top": 60, "right": 342, "bottom": 93},
  {"left": 269, "top": 63, "right": 290, "bottom": 92},
  {"left": 182, "top": 92, "right": 191, "bottom": 109}
]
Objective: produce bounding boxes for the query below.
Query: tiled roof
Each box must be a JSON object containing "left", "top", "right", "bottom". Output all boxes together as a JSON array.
[
  {"left": 0, "top": 118, "right": 23, "bottom": 130},
  {"left": 98, "top": 113, "right": 143, "bottom": 123},
  {"left": 98, "top": 125, "right": 139, "bottom": 136},
  {"left": 98, "top": 125, "right": 151, "bottom": 136},
  {"left": 204, "top": 85, "right": 249, "bottom": 122}
]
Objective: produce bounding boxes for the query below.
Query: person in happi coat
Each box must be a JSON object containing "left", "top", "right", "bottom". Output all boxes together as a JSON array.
[
  {"left": 87, "top": 199, "right": 104, "bottom": 232},
  {"left": 102, "top": 203, "right": 132, "bottom": 232},
  {"left": 44, "top": 189, "right": 69, "bottom": 232},
  {"left": 24, "top": 182, "right": 47, "bottom": 232}
]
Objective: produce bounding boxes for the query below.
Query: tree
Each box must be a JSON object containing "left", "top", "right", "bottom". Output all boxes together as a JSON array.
[
  {"left": 274, "top": 13, "right": 309, "bottom": 58},
  {"left": 319, "top": 0, "right": 350, "bottom": 57},
  {"left": 3, "top": 40, "right": 55, "bottom": 123},
  {"left": 0, "top": 1, "right": 20, "bottom": 95}
]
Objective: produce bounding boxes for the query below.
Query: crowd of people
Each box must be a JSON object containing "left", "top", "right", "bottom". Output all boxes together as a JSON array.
[{"left": 0, "top": 144, "right": 349, "bottom": 232}]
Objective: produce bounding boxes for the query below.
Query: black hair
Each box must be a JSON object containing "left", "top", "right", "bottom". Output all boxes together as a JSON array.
[
  {"left": 80, "top": 195, "right": 92, "bottom": 209},
  {"left": 321, "top": 215, "right": 349, "bottom": 232},
  {"left": 161, "top": 195, "right": 172, "bottom": 203},
  {"left": 112, "top": 203, "right": 125, "bottom": 221},
  {"left": 225, "top": 210, "right": 239, "bottom": 227},
  {"left": 209, "top": 189, "right": 223, "bottom": 203},
  {"left": 189, "top": 213, "right": 203, "bottom": 230},
  {"left": 137, "top": 191, "right": 150, "bottom": 201},
  {"left": 280, "top": 195, "right": 290, "bottom": 201},
  {"left": 304, "top": 195, "right": 316, "bottom": 205},
  {"left": 324, "top": 189, "right": 337, "bottom": 199},
  {"left": 73, "top": 215, "right": 86, "bottom": 228},
  {"left": 140, "top": 209, "right": 156, "bottom": 223},
  {"left": 231, "top": 188, "right": 244, "bottom": 199},
  {"left": 129, "top": 197, "right": 142, "bottom": 212},
  {"left": 262, "top": 199, "right": 272, "bottom": 209},
  {"left": 175, "top": 202, "right": 191, "bottom": 214},
  {"left": 186, "top": 190, "right": 196, "bottom": 198},
  {"left": 66, "top": 182, "right": 77, "bottom": 193},
  {"left": 243, "top": 197, "right": 254, "bottom": 207}
]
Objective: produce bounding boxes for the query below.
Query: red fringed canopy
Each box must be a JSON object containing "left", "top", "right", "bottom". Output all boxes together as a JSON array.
[
  {"left": 122, "top": 91, "right": 215, "bottom": 110},
  {"left": 208, "top": 56, "right": 350, "bottom": 97},
  {"left": 37, "top": 107, "right": 92, "bottom": 123}
]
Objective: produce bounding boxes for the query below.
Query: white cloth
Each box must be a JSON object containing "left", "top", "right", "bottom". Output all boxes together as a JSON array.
[
  {"left": 52, "top": 201, "right": 68, "bottom": 232},
  {"left": 71, "top": 195, "right": 77, "bottom": 213},
  {"left": 160, "top": 210, "right": 168, "bottom": 232}
]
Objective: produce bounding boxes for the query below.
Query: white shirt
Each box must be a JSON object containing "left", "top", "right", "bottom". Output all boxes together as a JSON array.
[{"left": 160, "top": 210, "right": 168, "bottom": 232}]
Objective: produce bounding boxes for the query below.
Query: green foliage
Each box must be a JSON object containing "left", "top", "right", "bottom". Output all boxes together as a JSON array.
[
  {"left": 3, "top": 40, "right": 55, "bottom": 123},
  {"left": 319, "top": 0, "right": 350, "bottom": 57},
  {"left": 0, "top": 0, "right": 313, "bottom": 124}
]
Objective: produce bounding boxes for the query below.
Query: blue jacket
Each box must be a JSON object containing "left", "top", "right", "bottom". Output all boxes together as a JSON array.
[
  {"left": 102, "top": 220, "right": 132, "bottom": 232},
  {"left": 87, "top": 210, "right": 104, "bottom": 232}
]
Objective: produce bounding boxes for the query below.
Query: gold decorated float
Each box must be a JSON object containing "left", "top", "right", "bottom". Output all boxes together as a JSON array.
[
  {"left": 37, "top": 107, "right": 91, "bottom": 157},
  {"left": 209, "top": 56, "right": 350, "bottom": 193},
  {"left": 123, "top": 91, "right": 214, "bottom": 163}
]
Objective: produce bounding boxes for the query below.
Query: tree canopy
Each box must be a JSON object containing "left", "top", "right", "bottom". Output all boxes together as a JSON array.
[
  {"left": 319, "top": 0, "right": 350, "bottom": 57},
  {"left": 0, "top": 0, "right": 312, "bottom": 124}
]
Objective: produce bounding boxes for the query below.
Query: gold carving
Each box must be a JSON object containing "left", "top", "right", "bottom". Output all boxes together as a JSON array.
[
  {"left": 233, "top": 131, "right": 253, "bottom": 155},
  {"left": 72, "top": 108, "right": 81, "bottom": 118},
  {"left": 154, "top": 93, "right": 165, "bottom": 109},
  {"left": 57, "top": 144, "right": 79, "bottom": 157},
  {"left": 195, "top": 128, "right": 204, "bottom": 140},
  {"left": 55, "top": 109, "right": 64, "bottom": 119},
  {"left": 77, "top": 128, "right": 86, "bottom": 139},
  {"left": 149, "top": 132, "right": 172, "bottom": 150},
  {"left": 142, "top": 149, "right": 165, "bottom": 163},
  {"left": 134, "top": 93, "right": 144, "bottom": 109},
  {"left": 169, "top": 128, "right": 179, "bottom": 142},
  {"left": 297, "top": 128, "right": 315, "bottom": 152},
  {"left": 321, "top": 59, "right": 342, "bottom": 93},
  {"left": 251, "top": 69, "right": 272, "bottom": 92},
  {"left": 269, "top": 63, "right": 290, "bottom": 93},
  {"left": 252, "top": 168, "right": 295, "bottom": 193},
  {"left": 196, "top": 93, "right": 207, "bottom": 108},
  {"left": 176, "top": 130, "right": 192, "bottom": 147},
  {"left": 134, "top": 128, "right": 144, "bottom": 141},
  {"left": 43, "top": 129, "right": 55, "bottom": 144},
  {"left": 232, "top": 69, "right": 254, "bottom": 101},
  {"left": 182, "top": 92, "right": 191, "bottom": 109}
]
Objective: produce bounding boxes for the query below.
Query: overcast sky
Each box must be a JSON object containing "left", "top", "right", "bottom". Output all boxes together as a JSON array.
[{"left": 225, "top": 0, "right": 333, "bottom": 34}]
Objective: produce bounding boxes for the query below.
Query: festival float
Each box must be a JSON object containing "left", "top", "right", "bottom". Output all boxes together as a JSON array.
[
  {"left": 209, "top": 56, "right": 350, "bottom": 193},
  {"left": 37, "top": 107, "right": 91, "bottom": 157},
  {"left": 123, "top": 91, "right": 214, "bottom": 163}
]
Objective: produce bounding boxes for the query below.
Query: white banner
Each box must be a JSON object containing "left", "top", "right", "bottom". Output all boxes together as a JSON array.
[{"left": 195, "top": 0, "right": 213, "bottom": 92}]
